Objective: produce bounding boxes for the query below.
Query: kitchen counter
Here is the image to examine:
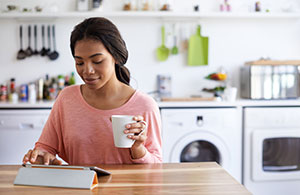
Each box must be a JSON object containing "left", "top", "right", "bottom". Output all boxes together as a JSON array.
[
  {"left": 159, "top": 98, "right": 300, "bottom": 108},
  {"left": 0, "top": 100, "right": 54, "bottom": 109},
  {"left": 0, "top": 162, "right": 251, "bottom": 195},
  {"left": 1, "top": 99, "right": 300, "bottom": 109}
]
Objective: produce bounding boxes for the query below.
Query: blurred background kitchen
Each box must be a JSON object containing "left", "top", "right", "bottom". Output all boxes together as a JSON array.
[
  {"left": 0, "top": 0, "right": 300, "bottom": 99},
  {"left": 1, "top": 1, "right": 300, "bottom": 195}
]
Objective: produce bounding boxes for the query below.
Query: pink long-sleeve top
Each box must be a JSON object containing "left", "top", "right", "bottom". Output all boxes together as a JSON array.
[{"left": 35, "top": 85, "right": 162, "bottom": 165}]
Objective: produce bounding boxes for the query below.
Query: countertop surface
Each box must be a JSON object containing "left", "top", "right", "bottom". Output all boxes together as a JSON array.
[
  {"left": 0, "top": 162, "right": 251, "bottom": 195},
  {"left": 1, "top": 99, "right": 300, "bottom": 109}
]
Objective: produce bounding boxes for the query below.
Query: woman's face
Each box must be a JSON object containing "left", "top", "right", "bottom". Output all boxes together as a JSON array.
[{"left": 74, "top": 39, "right": 116, "bottom": 90}]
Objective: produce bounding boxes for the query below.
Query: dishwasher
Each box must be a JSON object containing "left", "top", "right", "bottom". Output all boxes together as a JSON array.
[{"left": 0, "top": 109, "right": 51, "bottom": 165}]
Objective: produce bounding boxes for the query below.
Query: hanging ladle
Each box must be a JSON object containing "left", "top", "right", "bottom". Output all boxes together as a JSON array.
[
  {"left": 25, "top": 25, "right": 33, "bottom": 57},
  {"left": 46, "top": 25, "right": 51, "bottom": 56},
  {"left": 17, "top": 25, "right": 26, "bottom": 60},
  {"left": 49, "top": 25, "right": 59, "bottom": 60},
  {"left": 40, "top": 25, "right": 47, "bottom": 56},
  {"left": 33, "top": 25, "right": 39, "bottom": 55}
]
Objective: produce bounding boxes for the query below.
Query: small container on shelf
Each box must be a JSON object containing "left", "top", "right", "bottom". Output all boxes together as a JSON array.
[
  {"left": 123, "top": 0, "right": 138, "bottom": 11},
  {"left": 28, "top": 83, "right": 37, "bottom": 103},
  {"left": 20, "top": 84, "right": 28, "bottom": 102},
  {"left": 139, "top": 0, "right": 151, "bottom": 11},
  {"left": 0, "top": 84, "right": 8, "bottom": 102},
  {"left": 159, "top": 0, "right": 173, "bottom": 11},
  {"left": 77, "top": 0, "right": 89, "bottom": 11},
  {"left": 91, "top": 0, "right": 103, "bottom": 11},
  {"left": 255, "top": 1, "right": 261, "bottom": 12}
]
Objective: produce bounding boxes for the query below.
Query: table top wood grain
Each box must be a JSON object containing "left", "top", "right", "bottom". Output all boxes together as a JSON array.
[{"left": 0, "top": 162, "right": 251, "bottom": 195}]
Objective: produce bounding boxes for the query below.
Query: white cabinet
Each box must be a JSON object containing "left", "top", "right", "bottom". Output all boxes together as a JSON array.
[{"left": 0, "top": 109, "right": 51, "bottom": 165}]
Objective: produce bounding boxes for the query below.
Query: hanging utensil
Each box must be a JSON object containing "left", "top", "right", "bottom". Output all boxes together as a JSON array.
[
  {"left": 156, "top": 25, "right": 170, "bottom": 62},
  {"left": 171, "top": 36, "right": 178, "bottom": 55},
  {"left": 17, "top": 25, "right": 26, "bottom": 60},
  {"left": 171, "top": 24, "right": 178, "bottom": 55},
  {"left": 40, "top": 25, "right": 47, "bottom": 56},
  {"left": 188, "top": 25, "right": 209, "bottom": 66},
  {"left": 49, "top": 25, "right": 59, "bottom": 60},
  {"left": 33, "top": 25, "right": 39, "bottom": 55},
  {"left": 25, "top": 25, "right": 33, "bottom": 57},
  {"left": 46, "top": 25, "right": 51, "bottom": 56}
]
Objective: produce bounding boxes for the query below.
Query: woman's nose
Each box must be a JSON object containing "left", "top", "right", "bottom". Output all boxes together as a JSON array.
[{"left": 84, "top": 62, "right": 95, "bottom": 74}]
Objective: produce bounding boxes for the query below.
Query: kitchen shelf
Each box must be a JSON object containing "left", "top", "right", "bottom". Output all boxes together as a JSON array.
[{"left": 1, "top": 11, "right": 300, "bottom": 20}]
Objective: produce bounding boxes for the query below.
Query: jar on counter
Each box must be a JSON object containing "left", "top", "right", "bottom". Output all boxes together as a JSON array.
[
  {"left": 28, "top": 83, "right": 37, "bottom": 103},
  {"left": 20, "top": 84, "right": 28, "bottom": 102},
  {"left": 0, "top": 84, "right": 8, "bottom": 101}
]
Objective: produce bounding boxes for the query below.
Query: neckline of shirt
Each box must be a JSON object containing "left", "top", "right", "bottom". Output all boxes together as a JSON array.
[{"left": 76, "top": 85, "right": 138, "bottom": 113}]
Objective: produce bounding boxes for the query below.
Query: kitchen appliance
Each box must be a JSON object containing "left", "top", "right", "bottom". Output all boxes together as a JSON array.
[
  {"left": 157, "top": 74, "right": 172, "bottom": 98},
  {"left": 161, "top": 107, "right": 242, "bottom": 182},
  {"left": 240, "top": 60, "right": 300, "bottom": 99},
  {"left": 243, "top": 107, "right": 300, "bottom": 195}
]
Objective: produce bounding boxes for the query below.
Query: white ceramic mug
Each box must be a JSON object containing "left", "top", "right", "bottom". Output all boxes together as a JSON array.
[
  {"left": 224, "top": 87, "right": 238, "bottom": 102},
  {"left": 111, "top": 115, "right": 146, "bottom": 148}
]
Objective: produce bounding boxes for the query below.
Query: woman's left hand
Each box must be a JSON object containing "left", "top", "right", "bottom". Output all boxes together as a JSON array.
[{"left": 124, "top": 115, "right": 147, "bottom": 146}]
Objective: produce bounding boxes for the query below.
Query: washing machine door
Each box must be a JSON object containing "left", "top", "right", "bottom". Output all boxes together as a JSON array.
[{"left": 170, "top": 131, "right": 230, "bottom": 167}]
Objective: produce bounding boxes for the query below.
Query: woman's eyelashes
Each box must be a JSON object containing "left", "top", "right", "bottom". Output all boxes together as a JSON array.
[
  {"left": 75, "top": 61, "right": 102, "bottom": 66},
  {"left": 76, "top": 62, "right": 84, "bottom": 66},
  {"left": 93, "top": 61, "right": 102, "bottom": 64}
]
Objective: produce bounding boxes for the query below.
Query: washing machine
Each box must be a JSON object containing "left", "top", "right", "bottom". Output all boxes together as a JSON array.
[{"left": 161, "top": 107, "right": 242, "bottom": 182}]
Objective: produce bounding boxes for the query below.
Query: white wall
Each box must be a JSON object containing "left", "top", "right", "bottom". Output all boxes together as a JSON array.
[{"left": 0, "top": 0, "right": 300, "bottom": 97}]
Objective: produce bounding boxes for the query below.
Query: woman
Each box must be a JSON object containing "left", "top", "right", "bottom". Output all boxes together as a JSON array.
[{"left": 22, "top": 17, "right": 162, "bottom": 165}]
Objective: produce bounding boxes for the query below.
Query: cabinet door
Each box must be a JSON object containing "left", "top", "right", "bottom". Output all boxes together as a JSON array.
[{"left": 0, "top": 110, "right": 51, "bottom": 164}]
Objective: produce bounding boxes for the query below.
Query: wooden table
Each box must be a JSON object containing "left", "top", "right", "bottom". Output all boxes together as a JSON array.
[{"left": 0, "top": 162, "right": 251, "bottom": 194}]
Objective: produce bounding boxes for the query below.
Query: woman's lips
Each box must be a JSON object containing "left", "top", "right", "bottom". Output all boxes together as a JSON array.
[{"left": 84, "top": 78, "right": 99, "bottom": 85}]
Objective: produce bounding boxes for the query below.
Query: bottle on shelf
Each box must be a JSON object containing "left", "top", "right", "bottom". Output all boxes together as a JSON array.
[
  {"left": 20, "top": 84, "right": 28, "bottom": 102},
  {"left": 0, "top": 83, "right": 8, "bottom": 101},
  {"left": 64, "top": 75, "right": 70, "bottom": 86},
  {"left": 38, "top": 78, "right": 44, "bottom": 100},
  {"left": 10, "top": 78, "right": 16, "bottom": 93},
  {"left": 28, "top": 83, "right": 37, "bottom": 103},
  {"left": 69, "top": 72, "right": 76, "bottom": 85},
  {"left": 58, "top": 75, "right": 65, "bottom": 92},
  {"left": 8, "top": 78, "right": 18, "bottom": 103},
  {"left": 43, "top": 74, "right": 50, "bottom": 100},
  {"left": 49, "top": 77, "right": 58, "bottom": 100}
]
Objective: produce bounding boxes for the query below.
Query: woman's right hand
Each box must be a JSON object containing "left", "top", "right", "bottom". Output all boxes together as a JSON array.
[{"left": 22, "top": 149, "right": 62, "bottom": 165}]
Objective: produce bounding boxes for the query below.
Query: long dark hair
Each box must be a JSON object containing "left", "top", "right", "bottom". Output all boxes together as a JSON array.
[{"left": 70, "top": 17, "right": 130, "bottom": 85}]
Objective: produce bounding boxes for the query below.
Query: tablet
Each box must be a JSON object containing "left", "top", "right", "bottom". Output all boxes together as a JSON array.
[{"left": 22, "top": 164, "right": 111, "bottom": 176}]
